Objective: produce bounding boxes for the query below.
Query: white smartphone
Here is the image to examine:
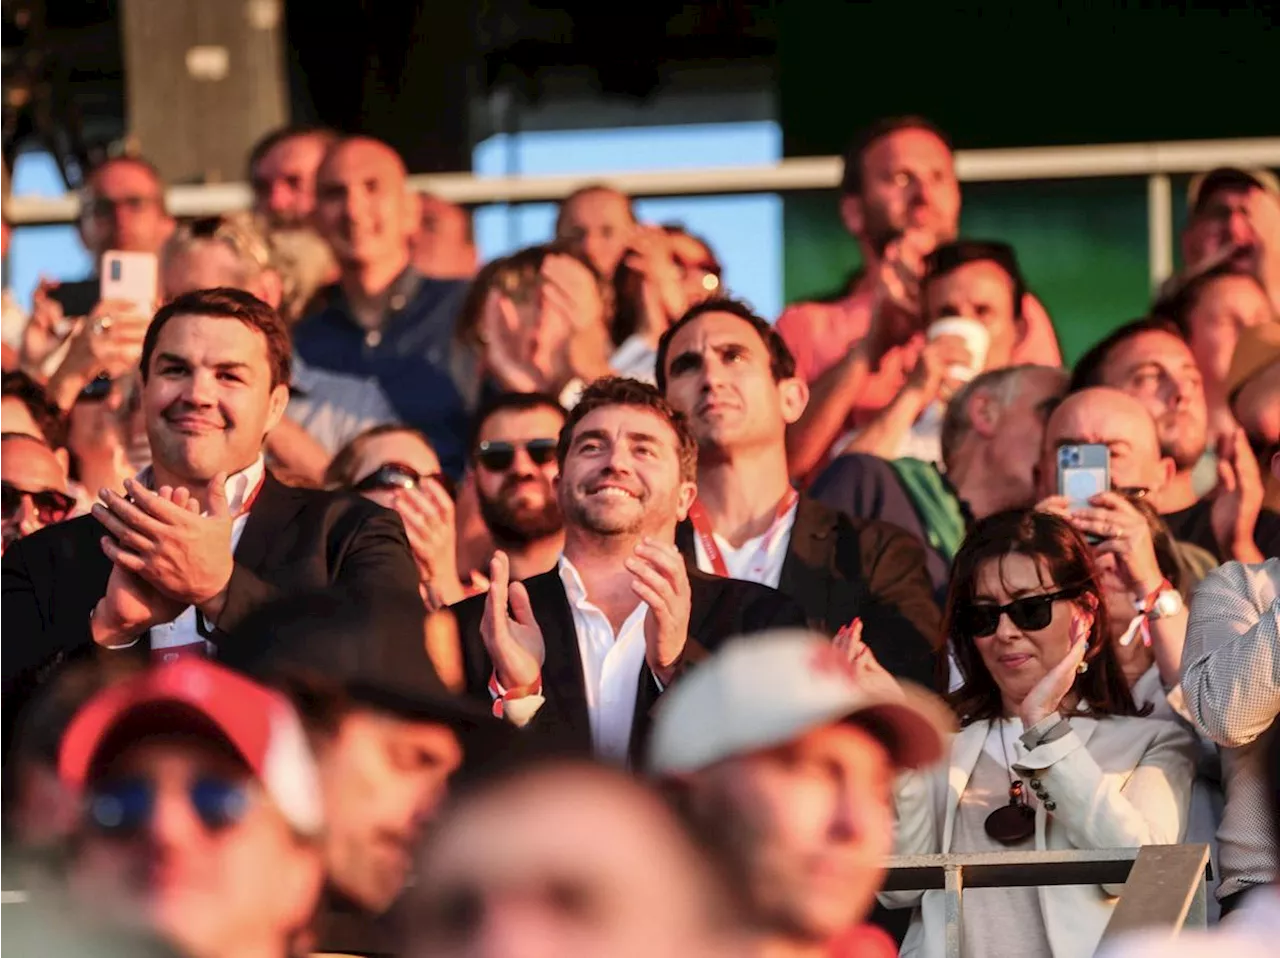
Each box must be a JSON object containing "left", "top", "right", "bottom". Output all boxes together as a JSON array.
[{"left": 100, "top": 250, "right": 159, "bottom": 315}]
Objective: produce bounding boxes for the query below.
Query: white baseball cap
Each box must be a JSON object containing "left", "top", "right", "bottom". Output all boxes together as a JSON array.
[{"left": 648, "top": 630, "right": 954, "bottom": 775}]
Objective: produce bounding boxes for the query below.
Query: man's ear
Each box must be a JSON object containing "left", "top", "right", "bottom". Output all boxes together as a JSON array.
[
  {"left": 967, "top": 388, "right": 1001, "bottom": 440},
  {"left": 255, "top": 268, "right": 285, "bottom": 312},
  {"left": 778, "top": 377, "right": 810, "bottom": 425},
  {"left": 1157, "top": 455, "right": 1177, "bottom": 489},
  {"left": 675, "top": 479, "right": 698, "bottom": 521},
  {"left": 54, "top": 447, "right": 71, "bottom": 480},
  {"left": 838, "top": 194, "right": 865, "bottom": 239},
  {"left": 402, "top": 189, "right": 423, "bottom": 239},
  {"left": 264, "top": 382, "right": 291, "bottom": 435}
]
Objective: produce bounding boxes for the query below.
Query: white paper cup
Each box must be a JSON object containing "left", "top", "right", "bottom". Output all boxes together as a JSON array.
[{"left": 927, "top": 316, "right": 990, "bottom": 382}]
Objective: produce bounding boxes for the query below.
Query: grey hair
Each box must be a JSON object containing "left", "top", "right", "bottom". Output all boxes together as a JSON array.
[{"left": 940, "top": 364, "right": 1067, "bottom": 469}]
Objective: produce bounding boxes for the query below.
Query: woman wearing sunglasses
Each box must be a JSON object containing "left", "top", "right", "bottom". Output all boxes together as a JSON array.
[{"left": 881, "top": 509, "right": 1197, "bottom": 958}]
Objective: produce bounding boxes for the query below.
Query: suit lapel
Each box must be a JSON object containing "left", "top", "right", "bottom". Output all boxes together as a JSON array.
[
  {"left": 778, "top": 496, "right": 837, "bottom": 631},
  {"left": 232, "top": 474, "right": 304, "bottom": 570},
  {"left": 524, "top": 571, "right": 592, "bottom": 746},
  {"left": 943, "top": 720, "right": 989, "bottom": 852}
]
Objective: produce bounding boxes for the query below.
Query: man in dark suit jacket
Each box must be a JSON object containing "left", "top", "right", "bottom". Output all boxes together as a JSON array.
[
  {"left": 657, "top": 298, "right": 942, "bottom": 689},
  {"left": 451, "top": 377, "right": 805, "bottom": 765},
  {"left": 2, "top": 289, "right": 420, "bottom": 747}
]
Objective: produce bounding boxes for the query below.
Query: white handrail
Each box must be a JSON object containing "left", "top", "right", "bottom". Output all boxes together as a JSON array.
[{"left": 8, "top": 136, "right": 1279, "bottom": 224}]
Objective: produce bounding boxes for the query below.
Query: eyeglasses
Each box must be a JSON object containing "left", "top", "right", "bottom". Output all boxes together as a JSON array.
[
  {"left": 957, "top": 588, "right": 1082, "bottom": 638},
  {"left": 85, "top": 776, "right": 251, "bottom": 836},
  {"left": 1, "top": 482, "right": 75, "bottom": 524},
  {"left": 475, "top": 438, "right": 558, "bottom": 472},
  {"left": 352, "top": 462, "right": 456, "bottom": 499}
]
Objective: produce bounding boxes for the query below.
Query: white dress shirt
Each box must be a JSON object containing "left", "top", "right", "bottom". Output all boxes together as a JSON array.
[
  {"left": 107, "top": 457, "right": 266, "bottom": 657},
  {"left": 691, "top": 500, "right": 798, "bottom": 589}
]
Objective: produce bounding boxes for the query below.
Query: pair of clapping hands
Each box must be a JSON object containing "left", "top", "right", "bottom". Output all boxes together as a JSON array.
[{"left": 88, "top": 476, "right": 236, "bottom": 647}]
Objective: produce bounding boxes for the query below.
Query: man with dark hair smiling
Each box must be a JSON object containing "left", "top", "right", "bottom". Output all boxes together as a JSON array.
[
  {"left": 657, "top": 298, "right": 940, "bottom": 687},
  {"left": 3, "top": 288, "right": 420, "bottom": 728},
  {"left": 450, "top": 377, "right": 805, "bottom": 764}
]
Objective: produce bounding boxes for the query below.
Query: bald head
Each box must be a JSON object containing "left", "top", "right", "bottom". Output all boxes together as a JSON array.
[
  {"left": 314, "top": 137, "right": 419, "bottom": 270},
  {"left": 408, "top": 761, "right": 743, "bottom": 958},
  {"left": 1039, "top": 387, "right": 1173, "bottom": 498}
]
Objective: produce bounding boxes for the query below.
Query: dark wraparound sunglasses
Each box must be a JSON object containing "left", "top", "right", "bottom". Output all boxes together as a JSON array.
[
  {"left": 957, "top": 588, "right": 1083, "bottom": 638},
  {"left": 475, "top": 438, "right": 558, "bottom": 472},
  {"left": 2, "top": 482, "right": 75, "bottom": 524},
  {"left": 86, "top": 777, "right": 250, "bottom": 836},
  {"left": 352, "top": 462, "right": 456, "bottom": 499}
]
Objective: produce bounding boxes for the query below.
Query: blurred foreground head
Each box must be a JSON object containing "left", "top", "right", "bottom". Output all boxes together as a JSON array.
[{"left": 407, "top": 760, "right": 749, "bottom": 958}]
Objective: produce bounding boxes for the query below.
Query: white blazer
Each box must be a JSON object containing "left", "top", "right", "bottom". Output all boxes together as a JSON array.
[{"left": 880, "top": 714, "right": 1198, "bottom": 958}]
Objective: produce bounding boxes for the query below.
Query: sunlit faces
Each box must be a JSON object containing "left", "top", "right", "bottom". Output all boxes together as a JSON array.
[
  {"left": 314, "top": 710, "right": 462, "bottom": 913},
  {"left": 980, "top": 368, "right": 1067, "bottom": 508},
  {"left": 69, "top": 738, "right": 323, "bottom": 958},
  {"left": 922, "top": 259, "right": 1020, "bottom": 370},
  {"left": 689, "top": 724, "right": 895, "bottom": 941},
  {"left": 968, "top": 553, "right": 1091, "bottom": 714},
  {"left": 843, "top": 127, "right": 961, "bottom": 254},
  {"left": 474, "top": 406, "right": 565, "bottom": 546},
  {"left": 160, "top": 241, "right": 268, "bottom": 304},
  {"left": 409, "top": 765, "right": 738, "bottom": 958},
  {"left": 80, "top": 160, "right": 174, "bottom": 258},
  {"left": 412, "top": 194, "right": 476, "bottom": 280},
  {"left": 662, "top": 310, "right": 806, "bottom": 453},
  {"left": 251, "top": 133, "right": 331, "bottom": 229},
  {"left": 142, "top": 314, "right": 289, "bottom": 484},
  {"left": 1233, "top": 359, "right": 1280, "bottom": 445},
  {"left": 556, "top": 188, "right": 635, "bottom": 279},
  {"left": 559, "top": 405, "right": 696, "bottom": 538},
  {"left": 348, "top": 430, "right": 443, "bottom": 511},
  {"left": 1186, "top": 185, "right": 1280, "bottom": 275},
  {"left": 1037, "top": 388, "right": 1171, "bottom": 501},
  {"left": 1182, "top": 274, "right": 1275, "bottom": 392},
  {"left": 314, "top": 138, "right": 419, "bottom": 268},
  {"left": 1098, "top": 330, "right": 1208, "bottom": 470}
]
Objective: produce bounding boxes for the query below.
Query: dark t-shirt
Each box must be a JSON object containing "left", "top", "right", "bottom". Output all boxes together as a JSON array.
[{"left": 1163, "top": 498, "right": 1280, "bottom": 561}]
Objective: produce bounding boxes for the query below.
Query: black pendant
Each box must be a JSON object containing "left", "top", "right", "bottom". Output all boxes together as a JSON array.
[{"left": 984, "top": 780, "right": 1035, "bottom": 845}]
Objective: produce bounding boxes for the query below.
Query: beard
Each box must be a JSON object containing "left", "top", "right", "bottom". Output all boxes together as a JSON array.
[{"left": 477, "top": 476, "right": 563, "bottom": 546}]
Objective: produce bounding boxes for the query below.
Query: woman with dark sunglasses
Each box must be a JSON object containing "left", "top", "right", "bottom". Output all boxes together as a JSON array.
[{"left": 881, "top": 509, "right": 1197, "bottom": 958}]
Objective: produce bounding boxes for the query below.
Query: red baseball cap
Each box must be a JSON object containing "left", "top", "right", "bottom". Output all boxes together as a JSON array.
[{"left": 59, "top": 659, "right": 324, "bottom": 835}]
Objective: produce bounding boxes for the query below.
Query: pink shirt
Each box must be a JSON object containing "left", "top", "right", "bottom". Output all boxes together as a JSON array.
[{"left": 776, "top": 284, "right": 1064, "bottom": 432}]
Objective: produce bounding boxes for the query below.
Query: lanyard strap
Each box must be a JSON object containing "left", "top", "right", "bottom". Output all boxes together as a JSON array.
[{"left": 688, "top": 489, "right": 798, "bottom": 578}]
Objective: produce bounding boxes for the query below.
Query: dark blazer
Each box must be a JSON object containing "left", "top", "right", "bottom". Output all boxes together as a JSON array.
[
  {"left": 450, "top": 565, "right": 807, "bottom": 761},
  {"left": 2, "top": 474, "right": 421, "bottom": 746},
  {"left": 677, "top": 496, "right": 942, "bottom": 689}
]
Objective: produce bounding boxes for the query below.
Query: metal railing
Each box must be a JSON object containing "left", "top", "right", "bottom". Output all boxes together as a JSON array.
[
  {"left": 883, "top": 844, "right": 1212, "bottom": 958},
  {"left": 7, "top": 137, "right": 1280, "bottom": 288}
]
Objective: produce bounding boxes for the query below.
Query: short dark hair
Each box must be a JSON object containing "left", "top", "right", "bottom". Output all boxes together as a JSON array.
[
  {"left": 141, "top": 287, "right": 292, "bottom": 390},
  {"left": 557, "top": 377, "right": 698, "bottom": 483},
  {"left": 1153, "top": 262, "right": 1270, "bottom": 338},
  {"left": 655, "top": 297, "right": 796, "bottom": 394},
  {"left": 1, "top": 371, "right": 68, "bottom": 449},
  {"left": 469, "top": 392, "right": 565, "bottom": 455},
  {"left": 1068, "top": 316, "right": 1183, "bottom": 393},
  {"left": 246, "top": 125, "right": 339, "bottom": 179},
  {"left": 945, "top": 509, "right": 1145, "bottom": 725},
  {"left": 839, "top": 115, "right": 953, "bottom": 196},
  {"left": 923, "top": 240, "right": 1028, "bottom": 318}
]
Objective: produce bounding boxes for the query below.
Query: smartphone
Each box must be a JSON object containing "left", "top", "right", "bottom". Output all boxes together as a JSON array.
[
  {"left": 100, "top": 250, "right": 158, "bottom": 316},
  {"left": 1056, "top": 443, "right": 1110, "bottom": 509}
]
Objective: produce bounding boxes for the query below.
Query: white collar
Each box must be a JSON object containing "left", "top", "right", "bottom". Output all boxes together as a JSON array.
[
  {"left": 136, "top": 455, "right": 266, "bottom": 517},
  {"left": 557, "top": 554, "right": 589, "bottom": 605}
]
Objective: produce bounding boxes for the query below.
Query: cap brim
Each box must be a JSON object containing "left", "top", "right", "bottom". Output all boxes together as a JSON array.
[{"left": 843, "top": 684, "right": 955, "bottom": 771}]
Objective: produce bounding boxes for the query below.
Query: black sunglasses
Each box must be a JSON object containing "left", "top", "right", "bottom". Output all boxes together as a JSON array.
[
  {"left": 352, "top": 462, "right": 456, "bottom": 499},
  {"left": 475, "top": 438, "right": 558, "bottom": 472},
  {"left": 958, "top": 588, "right": 1082, "bottom": 638},
  {"left": 2, "top": 482, "right": 75, "bottom": 524},
  {"left": 86, "top": 776, "right": 250, "bottom": 836}
]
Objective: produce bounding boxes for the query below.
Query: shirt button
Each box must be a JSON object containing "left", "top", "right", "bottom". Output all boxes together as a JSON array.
[
  {"left": 365, "top": 330, "right": 382, "bottom": 348},
  {"left": 389, "top": 294, "right": 407, "bottom": 311},
  {"left": 1044, "top": 800, "right": 1057, "bottom": 811},
  {"left": 1030, "top": 779, "right": 1042, "bottom": 789}
]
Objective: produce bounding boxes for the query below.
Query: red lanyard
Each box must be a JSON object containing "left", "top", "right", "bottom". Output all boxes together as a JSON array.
[{"left": 688, "top": 489, "right": 798, "bottom": 579}]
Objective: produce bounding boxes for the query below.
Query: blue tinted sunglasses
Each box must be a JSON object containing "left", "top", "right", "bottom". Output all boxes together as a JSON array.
[{"left": 86, "top": 777, "right": 251, "bottom": 835}]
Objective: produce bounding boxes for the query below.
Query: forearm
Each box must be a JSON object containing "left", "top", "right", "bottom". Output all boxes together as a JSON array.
[
  {"left": 1147, "top": 609, "right": 1189, "bottom": 690},
  {"left": 785, "top": 346, "right": 870, "bottom": 478},
  {"left": 45, "top": 365, "right": 92, "bottom": 411},
  {"left": 840, "top": 384, "right": 930, "bottom": 459}
]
